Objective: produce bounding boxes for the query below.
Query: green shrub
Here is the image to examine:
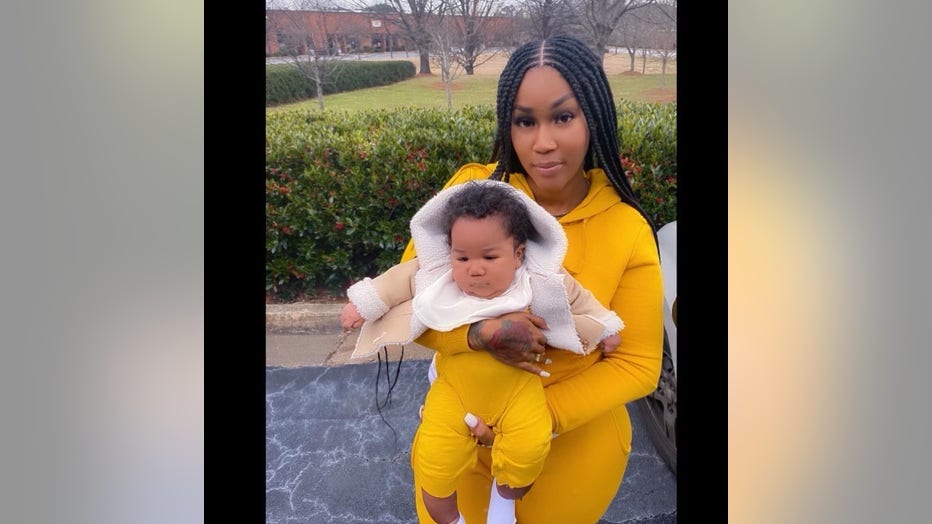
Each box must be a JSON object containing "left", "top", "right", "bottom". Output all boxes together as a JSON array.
[
  {"left": 266, "top": 103, "right": 675, "bottom": 300},
  {"left": 266, "top": 60, "right": 417, "bottom": 106},
  {"left": 617, "top": 100, "right": 677, "bottom": 169},
  {"left": 617, "top": 101, "right": 677, "bottom": 227}
]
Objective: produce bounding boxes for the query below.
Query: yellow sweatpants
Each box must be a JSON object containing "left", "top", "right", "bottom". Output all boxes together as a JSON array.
[
  {"left": 411, "top": 377, "right": 633, "bottom": 523},
  {"left": 412, "top": 350, "right": 552, "bottom": 499}
]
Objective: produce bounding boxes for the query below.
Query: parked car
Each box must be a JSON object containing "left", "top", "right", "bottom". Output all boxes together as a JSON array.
[{"left": 637, "top": 220, "right": 677, "bottom": 474}]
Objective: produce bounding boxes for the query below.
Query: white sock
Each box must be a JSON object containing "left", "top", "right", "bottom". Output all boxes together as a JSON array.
[
  {"left": 486, "top": 480, "right": 516, "bottom": 524},
  {"left": 428, "top": 353, "right": 438, "bottom": 384}
]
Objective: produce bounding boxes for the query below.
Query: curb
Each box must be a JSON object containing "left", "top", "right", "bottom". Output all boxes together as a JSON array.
[
  {"left": 265, "top": 302, "right": 435, "bottom": 367},
  {"left": 266, "top": 302, "right": 346, "bottom": 334}
]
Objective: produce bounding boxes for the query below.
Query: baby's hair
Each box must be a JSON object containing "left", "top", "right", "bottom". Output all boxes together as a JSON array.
[
  {"left": 440, "top": 181, "right": 537, "bottom": 249},
  {"left": 488, "top": 35, "right": 655, "bottom": 232}
]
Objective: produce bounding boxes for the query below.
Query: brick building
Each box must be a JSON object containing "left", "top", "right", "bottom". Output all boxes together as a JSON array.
[{"left": 266, "top": 9, "right": 518, "bottom": 56}]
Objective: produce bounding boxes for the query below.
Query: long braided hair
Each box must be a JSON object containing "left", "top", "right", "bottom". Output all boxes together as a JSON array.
[{"left": 488, "top": 36, "right": 655, "bottom": 232}]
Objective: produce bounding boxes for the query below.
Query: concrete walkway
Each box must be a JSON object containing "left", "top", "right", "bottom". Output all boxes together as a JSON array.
[{"left": 266, "top": 302, "right": 677, "bottom": 523}]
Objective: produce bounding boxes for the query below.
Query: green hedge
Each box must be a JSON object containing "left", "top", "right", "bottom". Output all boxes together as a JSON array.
[
  {"left": 266, "top": 103, "right": 676, "bottom": 299},
  {"left": 266, "top": 60, "right": 417, "bottom": 106},
  {"left": 616, "top": 100, "right": 677, "bottom": 227}
]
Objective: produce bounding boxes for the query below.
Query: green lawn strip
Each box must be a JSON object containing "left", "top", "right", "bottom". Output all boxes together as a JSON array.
[{"left": 267, "top": 73, "right": 676, "bottom": 114}]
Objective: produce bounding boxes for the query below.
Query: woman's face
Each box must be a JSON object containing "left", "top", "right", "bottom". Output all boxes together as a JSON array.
[
  {"left": 510, "top": 66, "right": 590, "bottom": 194},
  {"left": 449, "top": 215, "right": 525, "bottom": 299}
]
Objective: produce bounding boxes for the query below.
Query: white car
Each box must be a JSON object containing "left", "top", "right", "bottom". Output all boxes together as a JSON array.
[{"left": 637, "top": 220, "right": 677, "bottom": 473}]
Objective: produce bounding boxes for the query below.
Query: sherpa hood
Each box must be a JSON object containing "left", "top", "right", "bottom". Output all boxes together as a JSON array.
[
  {"left": 407, "top": 179, "right": 584, "bottom": 352},
  {"left": 409, "top": 180, "right": 567, "bottom": 277}
]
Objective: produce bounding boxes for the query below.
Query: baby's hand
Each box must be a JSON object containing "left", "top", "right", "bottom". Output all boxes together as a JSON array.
[
  {"left": 598, "top": 333, "right": 621, "bottom": 354},
  {"left": 340, "top": 303, "right": 364, "bottom": 329}
]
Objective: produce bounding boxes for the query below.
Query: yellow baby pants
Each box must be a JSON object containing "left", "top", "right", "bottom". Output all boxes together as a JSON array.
[{"left": 412, "top": 350, "right": 552, "bottom": 499}]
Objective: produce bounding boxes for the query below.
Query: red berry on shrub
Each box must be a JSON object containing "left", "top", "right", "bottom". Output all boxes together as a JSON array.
[{"left": 335, "top": 222, "right": 345, "bottom": 230}]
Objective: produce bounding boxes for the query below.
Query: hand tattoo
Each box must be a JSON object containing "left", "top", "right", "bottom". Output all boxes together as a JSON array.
[
  {"left": 468, "top": 320, "right": 487, "bottom": 351},
  {"left": 484, "top": 320, "right": 535, "bottom": 361}
]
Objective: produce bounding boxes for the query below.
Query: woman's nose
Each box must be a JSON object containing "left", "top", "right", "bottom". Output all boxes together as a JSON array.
[{"left": 533, "top": 125, "right": 556, "bottom": 152}]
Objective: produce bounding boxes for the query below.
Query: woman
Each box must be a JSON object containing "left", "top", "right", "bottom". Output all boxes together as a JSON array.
[{"left": 403, "top": 35, "right": 664, "bottom": 523}]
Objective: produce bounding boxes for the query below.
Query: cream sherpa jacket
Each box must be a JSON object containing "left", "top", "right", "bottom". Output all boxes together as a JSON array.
[{"left": 346, "top": 180, "right": 623, "bottom": 358}]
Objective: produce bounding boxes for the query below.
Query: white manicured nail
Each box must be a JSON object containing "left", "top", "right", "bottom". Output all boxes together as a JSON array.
[
  {"left": 464, "top": 413, "right": 479, "bottom": 428},
  {"left": 539, "top": 371, "right": 551, "bottom": 378}
]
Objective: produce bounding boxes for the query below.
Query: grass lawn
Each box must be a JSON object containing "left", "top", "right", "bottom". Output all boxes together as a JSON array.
[{"left": 266, "top": 53, "right": 676, "bottom": 114}]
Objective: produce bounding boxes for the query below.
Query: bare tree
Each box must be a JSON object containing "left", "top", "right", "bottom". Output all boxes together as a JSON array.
[
  {"left": 354, "top": 0, "right": 444, "bottom": 75},
  {"left": 614, "top": 1, "right": 674, "bottom": 79},
  {"left": 657, "top": 0, "right": 675, "bottom": 23},
  {"left": 521, "top": 0, "right": 579, "bottom": 40},
  {"left": 429, "top": 18, "right": 465, "bottom": 109},
  {"left": 572, "top": 0, "right": 655, "bottom": 65},
  {"left": 267, "top": 0, "right": 347, "bottom": 110},
  {"left": 643, "top": 1, "right": 675, "bottom": 85},
  {"left": 650, "top": 23, "right": 675, "bottom": 85},
  {"left": 639, "top": 41, "right": 650, "bottom": 73},
  {"left": 615, "top": 10, "right": 648, "bottom": 72},
  {"left": 443, "top": 0, "right": 504, "bottom": 75}
]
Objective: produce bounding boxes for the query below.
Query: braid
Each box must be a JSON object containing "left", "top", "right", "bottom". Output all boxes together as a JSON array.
[
  {"left": 489, "top": 43, "right": 541, "bottom": 183},
  {"left": 489, "top": 36, "right": 657, "bottom": 233}
]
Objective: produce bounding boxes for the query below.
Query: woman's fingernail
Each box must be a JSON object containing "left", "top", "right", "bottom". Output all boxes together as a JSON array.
[
  {"left": 539, "top": 371, "right": 551, "bottom": 378},
  {"left": 464, "top": 413, "right": 478, "bottom": 428},
  {"left": 545, "top": 358, "right": 552, "bottom": 364}
]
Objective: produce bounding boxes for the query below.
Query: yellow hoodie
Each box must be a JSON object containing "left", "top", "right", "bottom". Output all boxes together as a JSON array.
[{"left": 403, "top": 163, "right": 663, "bottom": 436}]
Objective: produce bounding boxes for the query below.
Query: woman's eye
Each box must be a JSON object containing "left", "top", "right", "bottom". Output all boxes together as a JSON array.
[
  {"left": 512, "top": 117, "right": 534, "bottom": 128},
  {"left": 555, "top": 111, "right": 574, "bottom": 124}
]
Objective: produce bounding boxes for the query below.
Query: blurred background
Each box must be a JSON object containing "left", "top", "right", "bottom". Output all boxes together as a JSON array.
[
  {"left": 0, "top": 1, "right": 203, "bottom": 522},
  {"left": 729, "top": 0, "right": 932, "bottom": 522}
]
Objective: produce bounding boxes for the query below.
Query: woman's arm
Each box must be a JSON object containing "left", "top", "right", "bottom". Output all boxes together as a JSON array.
[
  {"left": 412, "top": 312, "right": 551, "bottom": 376},
  {"left": 545, "top": 222, "right": 664, "bottom": 435}
]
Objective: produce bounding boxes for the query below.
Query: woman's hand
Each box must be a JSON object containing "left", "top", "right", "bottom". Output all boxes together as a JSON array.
[
  {"left": 464, "top": 412, "right": 494, "bottom": 447},
  {"left": 467, "top": 311, "right": 550, "bottom": 376}
]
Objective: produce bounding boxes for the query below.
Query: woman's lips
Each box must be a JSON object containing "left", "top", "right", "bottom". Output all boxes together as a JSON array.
[{"left": 533, "top": 162, "right": 562, "bottom": 175}]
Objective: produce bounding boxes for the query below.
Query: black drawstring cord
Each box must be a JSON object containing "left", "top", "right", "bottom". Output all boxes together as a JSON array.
[{"left": 374, "top": 345, "right": 405, "bottom": 448}]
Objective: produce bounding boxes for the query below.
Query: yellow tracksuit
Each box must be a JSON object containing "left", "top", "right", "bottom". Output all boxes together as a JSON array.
[{"left": 404, "top": 164, "right": 663, "bottom": 523}]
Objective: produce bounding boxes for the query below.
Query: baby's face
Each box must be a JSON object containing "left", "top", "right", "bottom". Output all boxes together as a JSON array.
[{"left": 449, "top": 215, "right": 525, "bottom": 299}]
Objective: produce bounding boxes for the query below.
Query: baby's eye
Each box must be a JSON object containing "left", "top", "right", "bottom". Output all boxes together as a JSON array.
[
  {"left": 484, "top": 256, "right": 499, "bottom": 260},
  {"left": 455, "top": 256, "right": 468, "bottom": 262}
]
